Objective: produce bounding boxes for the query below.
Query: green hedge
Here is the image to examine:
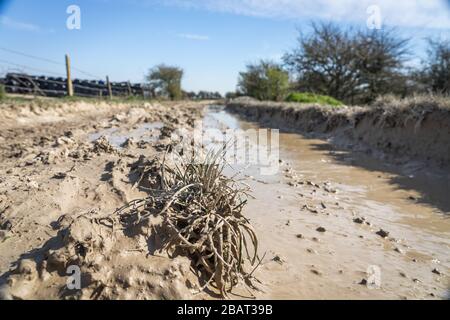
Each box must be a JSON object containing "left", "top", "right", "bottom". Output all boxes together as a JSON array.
[{"left": 285, "top": 92, "right": 343, "bottom": 106}]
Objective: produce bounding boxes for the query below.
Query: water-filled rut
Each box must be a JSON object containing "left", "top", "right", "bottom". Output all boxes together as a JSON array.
[{"left": 203, "top": 105, "right": 449, "bottom": 299}]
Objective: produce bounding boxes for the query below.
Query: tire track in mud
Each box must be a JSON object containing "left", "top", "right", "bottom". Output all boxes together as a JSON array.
[{"left": 203, "top": 105, "right": 449, "bottom": 300}]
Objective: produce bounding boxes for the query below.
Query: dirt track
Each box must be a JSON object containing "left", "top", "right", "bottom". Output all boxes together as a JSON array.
[
  {"left": 0, "top": 99, "right": 208, "bottom": 299},
  {"left": 0, "top": 98, "right": 448, "bottom": 300},
  {"left": 226, "top": 96, "right": 450, "bottom": 166}
]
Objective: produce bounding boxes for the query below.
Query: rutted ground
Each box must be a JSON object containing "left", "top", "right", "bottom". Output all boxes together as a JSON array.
[
  {"left": 0, "top": 99, "right": 208, "bottom": 299},
  {"left": 204, "top": 106, "right": 449, "bottom": 300},
  {"left": 0, "top": 99, "right": 448, "bottom": 300}
]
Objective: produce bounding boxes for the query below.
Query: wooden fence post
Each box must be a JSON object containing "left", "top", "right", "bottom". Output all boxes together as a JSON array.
[
  {"left": 65, "top": 54, "right": 74, "bottom": 97},
  {"left": 106, "top": 76, "right": 113, "bottom": 99},
  {"left": 127, "top": 81, "right": 133, "bottom": 96}
]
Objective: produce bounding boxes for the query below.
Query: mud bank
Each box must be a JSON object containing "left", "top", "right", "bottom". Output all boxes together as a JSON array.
[{"left": 226, "top": 96, "right": 450, "bottom": 166}]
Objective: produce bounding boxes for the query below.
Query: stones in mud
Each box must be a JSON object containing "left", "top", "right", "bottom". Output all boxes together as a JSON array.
[
  {"left": 0, "top": 219, "right": 12, "bottom": 231},
  {"left": 302, "top": 204, "right": 318, "bottom": 214},
  {"left": 394, "top": 247, "right": 405, "bottom": 254},
  {"left": 316, "top": 227, "right": 326, "bottom": 233},
  {"left": 376, "top": 229, "right": 389, "bottom": 238},
  {"left": 432, "top": 268, "right": 441, "bottom": 275},
  {"left": 353, "top": 217, "right": 365, "bottom": 224},
  {"left": 352, "top": 217, "right": 371, "bottom": 226},
  {"left": 52, "top": 172, "right": 67, "bottom": 180},
  {"left": 296, "top": 234, "right": 304, "bottom": 239},
  {"left": 306, "top": 181, "right": 320, "bottom": 188},
  {"left": 0, "top": 229, "right": 10, "bottom": 241},
  {"left": 310, "top": 269, "right": 322, "bottom": 276},
  {"left": 358, "top": 279, "right": 368, "bottom": 285},
  {"left": 272, "top": 255, "right": 285, "bottom": 264}
]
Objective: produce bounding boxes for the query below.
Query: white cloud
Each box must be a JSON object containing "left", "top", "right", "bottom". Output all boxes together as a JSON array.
[
  {"left": 177, "top": 33, "right": 210, "bottom": 41},
  {"left": 156, "top": 0, "right": 450, "bottom": 29},
  {"left": 0, "top": 16, "right": 41, "bottom": 32}
]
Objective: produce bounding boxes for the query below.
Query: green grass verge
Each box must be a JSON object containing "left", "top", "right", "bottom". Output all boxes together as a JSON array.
[{"left": 285, "top": 92, "right": 343, "bottom": 107}]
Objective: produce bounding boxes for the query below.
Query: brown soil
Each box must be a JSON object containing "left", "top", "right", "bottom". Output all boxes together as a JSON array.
[
  {"left": 208, "top": 103, "right": 449, "bottom": 299},
  {"left": 226, "top": 96, "right": 450, "bottom": 166},
  {"left": 0, "top": 99, "right": 210, "bottom": 300},
  {"left": 0, "top": 98, "right": 448, "bottom": 300}
]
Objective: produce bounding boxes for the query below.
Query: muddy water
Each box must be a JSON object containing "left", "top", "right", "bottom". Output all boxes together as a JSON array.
[
  {"left": 203, "top": 105, "right": 449, "bottom": 300},
  {"left": 89, "top": 122, "right": 164, "bottom": 148}
]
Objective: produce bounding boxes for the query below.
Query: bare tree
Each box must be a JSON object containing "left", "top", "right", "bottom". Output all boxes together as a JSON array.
[
  {"left": 283, "top": 23, "right": 358, "bottom": 102},
  {"left": 283, "top": 22, "right": 410, "bottom": 104},
  {"left": 423, "top": 39, "right": 450, "bottom": 94},
  {"left": 353, "top": 28, "right": 410, "bottom": 103}
]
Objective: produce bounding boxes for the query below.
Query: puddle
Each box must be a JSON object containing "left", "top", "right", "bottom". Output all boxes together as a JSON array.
[
  {"left": 89, "top": 122, "right": 164, "bottom": 148},
  {"left": 202, "top": 105, "right": 450, "bottom": 299}
]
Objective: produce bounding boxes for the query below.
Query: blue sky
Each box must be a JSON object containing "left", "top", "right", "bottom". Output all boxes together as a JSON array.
[{"left": 1, "top": 0, "right": 450, "bottom": 94}]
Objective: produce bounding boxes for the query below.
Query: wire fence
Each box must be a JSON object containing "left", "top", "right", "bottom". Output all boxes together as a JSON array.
[
  {"left": 0, "top": 72, "right": 145, "bottom": 98},
  {"left": 0, "top": 47, "right": 146, "bottom": 98}
]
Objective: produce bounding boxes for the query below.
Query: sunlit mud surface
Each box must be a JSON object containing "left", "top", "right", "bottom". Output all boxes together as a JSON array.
[
  {"left": 0, "top": 101, "right": 447, "bottom": 300},
  {"left": 203, "top": 105, "right": 449, "bottom": 299},
  {"left": 89, "top": 122, "right": 164, "bottom": 148}
]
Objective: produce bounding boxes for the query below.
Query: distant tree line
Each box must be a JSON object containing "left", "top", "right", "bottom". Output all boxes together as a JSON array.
[
  {"left": 232, "top": 22, "right": 450, "bottom": 105},
  {"left": 185, "top": 90, "right": 223, "bottom": 100},
  {"left": 146, "top": 64, "right": 222, "bottom": 101}
]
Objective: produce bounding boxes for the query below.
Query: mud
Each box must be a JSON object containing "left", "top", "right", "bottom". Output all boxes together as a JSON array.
[
  {"left": 0, "top": 99, "right": 208, "bottom": 300},
  {"left": 203, "top": 105, "right": 449, "bottom": 300},
  {"left": 226, "top": 96, "right": 450, "bottom": 167},
  {"left": 0, "top": 98, "right": 448, "bottom": 300}
]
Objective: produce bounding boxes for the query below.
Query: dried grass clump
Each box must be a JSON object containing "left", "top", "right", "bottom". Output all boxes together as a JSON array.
[
  {"left": 115, "top": 150, "right": 260, "bottom": 298},
  {"left": 372, "top": 94, "right": 450, "bottom": 111}
]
